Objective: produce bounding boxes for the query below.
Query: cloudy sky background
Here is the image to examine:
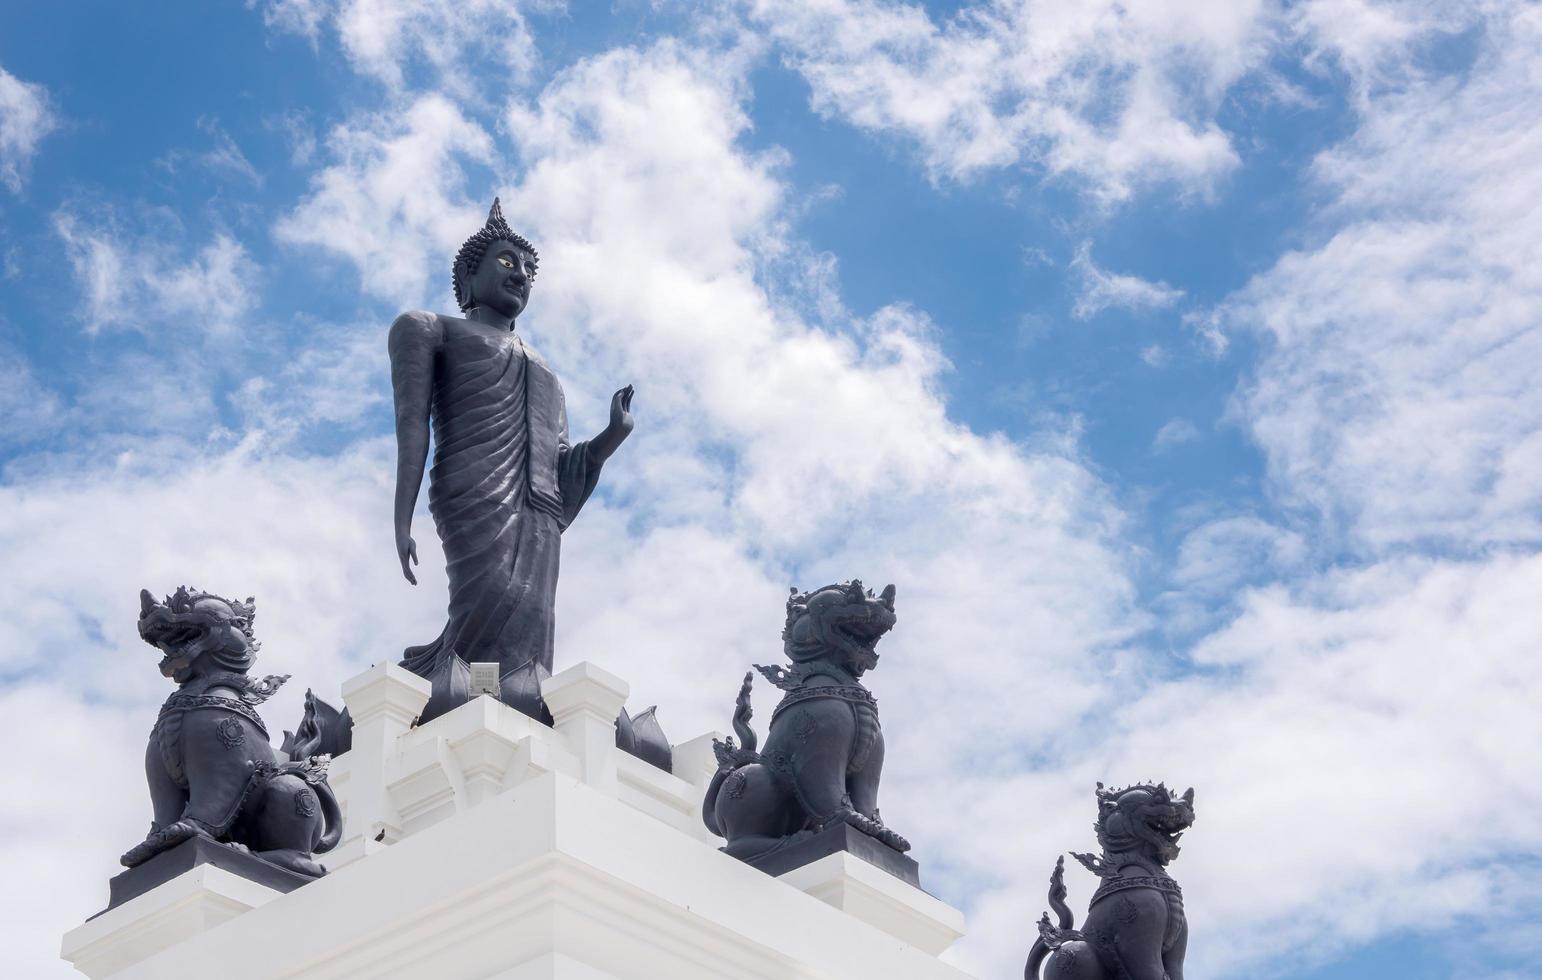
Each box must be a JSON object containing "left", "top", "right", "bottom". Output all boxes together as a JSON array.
[{"left": 2, "top": 1, "right": 1539, "bottom": 977}]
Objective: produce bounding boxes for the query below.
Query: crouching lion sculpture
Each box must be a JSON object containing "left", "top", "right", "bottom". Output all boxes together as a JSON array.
[
  {"left": 121, "top": 587, "right": 342, "bottom": 878},
  {"left": 702, "top": 580, "right": 909, "bottom": 862},
  {"left": 1026, "top": 782, "right": 1195, "bottom": 980}
]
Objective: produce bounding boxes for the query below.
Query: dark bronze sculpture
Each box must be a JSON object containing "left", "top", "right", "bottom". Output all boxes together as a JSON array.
[
  {"left": 703, "top": 581, "right": 910, "bottom": 873},
  {"left": 123, "top": 588, "right": 341, "bottom": 881},
  {"left": 281, "top": 689, "right": 353, "bottom": 760},
  {"left": 615, "top": 705, "right": 672, "bottom": 772},
  {"left": 390, "top": 199, "right": 634, "bottom": 723},
  {"left": 1026, "top": 783, "right": 1195, "bottom": 980}
]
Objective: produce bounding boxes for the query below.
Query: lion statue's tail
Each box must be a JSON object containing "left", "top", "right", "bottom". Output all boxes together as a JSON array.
[
  {"left": 1025, "top": 855, "right": 1075, "bottom": 978},
  {"left": 313, "top": 776, "right": 344, "bottom": 854},
  {"left": 730, "top": 671, "right": 757, "bottom": 753},
  {"left": 701, "top": 672, "right": 759, "bottom": 838}
]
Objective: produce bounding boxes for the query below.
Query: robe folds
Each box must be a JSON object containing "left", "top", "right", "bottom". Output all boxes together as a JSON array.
[{"left": 391, "top": 311, "right": 601, "bottom": 705}]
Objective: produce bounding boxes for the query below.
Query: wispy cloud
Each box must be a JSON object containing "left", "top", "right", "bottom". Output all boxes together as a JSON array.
[
  {"left": 0, "top": 343, "right": 63, "bottom": 447},
  {"left": 1071, "top": 240, "right": 1184, "bottom": 319},
  {"left": 1153, "top": 416, "right": 1200, "bottom": 452},
  {"left": 1220, "top": 1, "right": 1542, "bottom": 550},
  {"left": 748, "top": 0, "right": 1281, "bottom": 201},
  {"left": 0, "top": 65, "right": 57, "bottom": 192},
  {"left": 252, "top": 0, "right": 544, "bottom": 96},
  {"left": 1170, "top": 515, "right": 1304, "bottom": 592},
  {"left": 157, "top": 119, "right": 265, "bottom": 187},
  {"left": 265, "top": 109, "right": 319, "bottom": 167},
  {"left": 55, "top": 211, "right": 258, "bottom": 337},
  {"left": 275, "top": 93, "right": 494, "bottom": 309},
  {"left": 197, "top": 120, "right": 264, "bottom": 186}
]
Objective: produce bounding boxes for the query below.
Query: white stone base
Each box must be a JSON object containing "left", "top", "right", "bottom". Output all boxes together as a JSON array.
[
  {"left": 62, "top": 661, "right": 973, "bottom": 980},
  {"left": 781, "top": 851, "right": 966, "bottom": 956},
  {"left": 61, "top": 865, "right": 283, "bottom": 980}
]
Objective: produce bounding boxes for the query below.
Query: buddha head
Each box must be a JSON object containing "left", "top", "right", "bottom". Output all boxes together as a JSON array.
[{"left": 452, "top": 198, "right": 539, "bottom": 319}]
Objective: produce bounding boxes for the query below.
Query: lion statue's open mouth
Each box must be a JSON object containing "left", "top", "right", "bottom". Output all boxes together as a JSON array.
[
  {"left": 782, "top": 579, "right": 897, "bottom": 675},
  {"left": 1144, "top": 802, "right": 1194, "bottom": 861},
  {"left": 138, "top": 586, "right": 261, "bottom": 682},
  {"left": 1085, "top": 781, "right": 1196, "bottom": 866}
]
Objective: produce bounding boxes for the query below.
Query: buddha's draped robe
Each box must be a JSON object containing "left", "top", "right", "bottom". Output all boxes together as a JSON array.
[{"left": 391, "top": 311, "right": 601, "bottom": 689}]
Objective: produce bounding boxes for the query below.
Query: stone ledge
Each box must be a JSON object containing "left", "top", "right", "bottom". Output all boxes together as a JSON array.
[
  {"left": 62, "top": 863, "right": 282, "bottom": 979},
  {"left": 335, "top": 662, "right": 720, "bottom": 850},
  {"left": 342, "top": 661, "right": 432, "bottom": 726},
  {"left": 101, "top": 771, "right": 972, "bottom": 979},
  {"left": 747, "top": 821, "right": 920, "bottom": 886},
  {"left": 100, "top": 836, "right": 316, "bottom": 915},
  {"left": 778, "top": 850, "right": 966, "bottom": 956}
]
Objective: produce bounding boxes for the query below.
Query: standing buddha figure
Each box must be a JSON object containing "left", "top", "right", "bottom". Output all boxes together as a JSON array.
[{"left": 388, "top": 199, "right": 634, "bottom": 722}]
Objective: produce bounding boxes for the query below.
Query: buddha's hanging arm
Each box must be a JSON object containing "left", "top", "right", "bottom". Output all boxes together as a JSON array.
[{"left": 388, "top": 311, "right": 441, "bottom": 585}]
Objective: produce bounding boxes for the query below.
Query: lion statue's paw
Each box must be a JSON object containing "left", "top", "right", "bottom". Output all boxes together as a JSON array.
[
  {"left": 824, "top": 807, "right": 909, "bottom": 851},
  {"left": 120, "top": 818, "right": 214, "bottom": 868}
]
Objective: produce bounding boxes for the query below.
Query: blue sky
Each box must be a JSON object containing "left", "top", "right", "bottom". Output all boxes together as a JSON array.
[{"left": 2, "top": 1, "right": 1540, "bottom": 977}]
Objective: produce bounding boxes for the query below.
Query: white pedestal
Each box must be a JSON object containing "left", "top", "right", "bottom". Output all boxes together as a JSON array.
[
  {"left": 780, "top": 851, "right": 966, "bottom": 955},
  {"left": 61, "top": 865, "right": 283, "bottom": 979},
  {"left": 62, "top": 661, "right": 972, "bottom": 979}
]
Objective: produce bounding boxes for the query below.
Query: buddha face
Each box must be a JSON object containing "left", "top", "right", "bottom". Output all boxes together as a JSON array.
[{"left": 468, "top": 239, "right": 535, "bottom": 319}]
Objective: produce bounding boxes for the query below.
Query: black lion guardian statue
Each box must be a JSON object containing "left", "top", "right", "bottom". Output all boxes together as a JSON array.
[
  {"left": 1026, "top": 782, "right": 1195, "bottom": 980},
  {"left": 702, "top": 580, "right": 908, "bottom": 863},
  {"left": 121, "top": 587, "right": 342, "bottom": 878}
]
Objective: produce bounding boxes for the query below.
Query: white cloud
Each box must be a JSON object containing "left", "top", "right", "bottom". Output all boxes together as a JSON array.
[
  {"left": 1177, "top": 554, "right": 1542, "bottom": 970},
  {"left": 56, "top": 212, "right": 258, "bottom": 337},
  {"left": 232, "top": 320, "right": 390, "bottom": 436},
  {"left": 252, "top": 0, "right": 327, "bottom": 39},
  {"left": 275, "top": 93, "right": 495, "bottom": 310},
  {"left": 198, "top": 120, "right": 264, "bottom": 186},
  {"left": 1218, "top": 2, "right": 1542, "bottom": 550},
  {"left": 1183, "top": 306, "right": 1230, "bottom": 355},
  {"left": 963, "top": 551, "right": 1542, "bottom": 976},
  {"left": 253, "top": 0, "right": 546, "bottom": 95},
  {"left": 41, "top": 211, "right": 281, "bottom": 441},
  {"left": 156, "top": 120, "right": 265, "bottom": 187},
  {"left": 0, "top": 342, "right": 64, "bottom": 447},
  {"left": 1071, "top": 240, "right": 1184, "bottom": 319},
  {"left": 266, "top": 109, "right": 320, "bottom": 166},
  {"left": 1170, "top": 515, "right": 1304, "bottom": 592},
  {"left": 1153, "top": 416, "right": 1200, "bottom": 451},
  {"left": 1291, "top": 0, "right": 1471, "bottom": 100},
  {"left": 0, "top": 686, "right": 150, "bottom": 977},
  {"left": 1151, "top": 512, "right": 1306, "bottom": 639},
  {"left": 750, "top": 0, "right": 1281, "bottom": 201},
  {"left": 1089, "top": 6, "right": 1542, "bottom": 970},
  {"left": 0, "top": 65, "right": 57, "bottom": 192}
]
